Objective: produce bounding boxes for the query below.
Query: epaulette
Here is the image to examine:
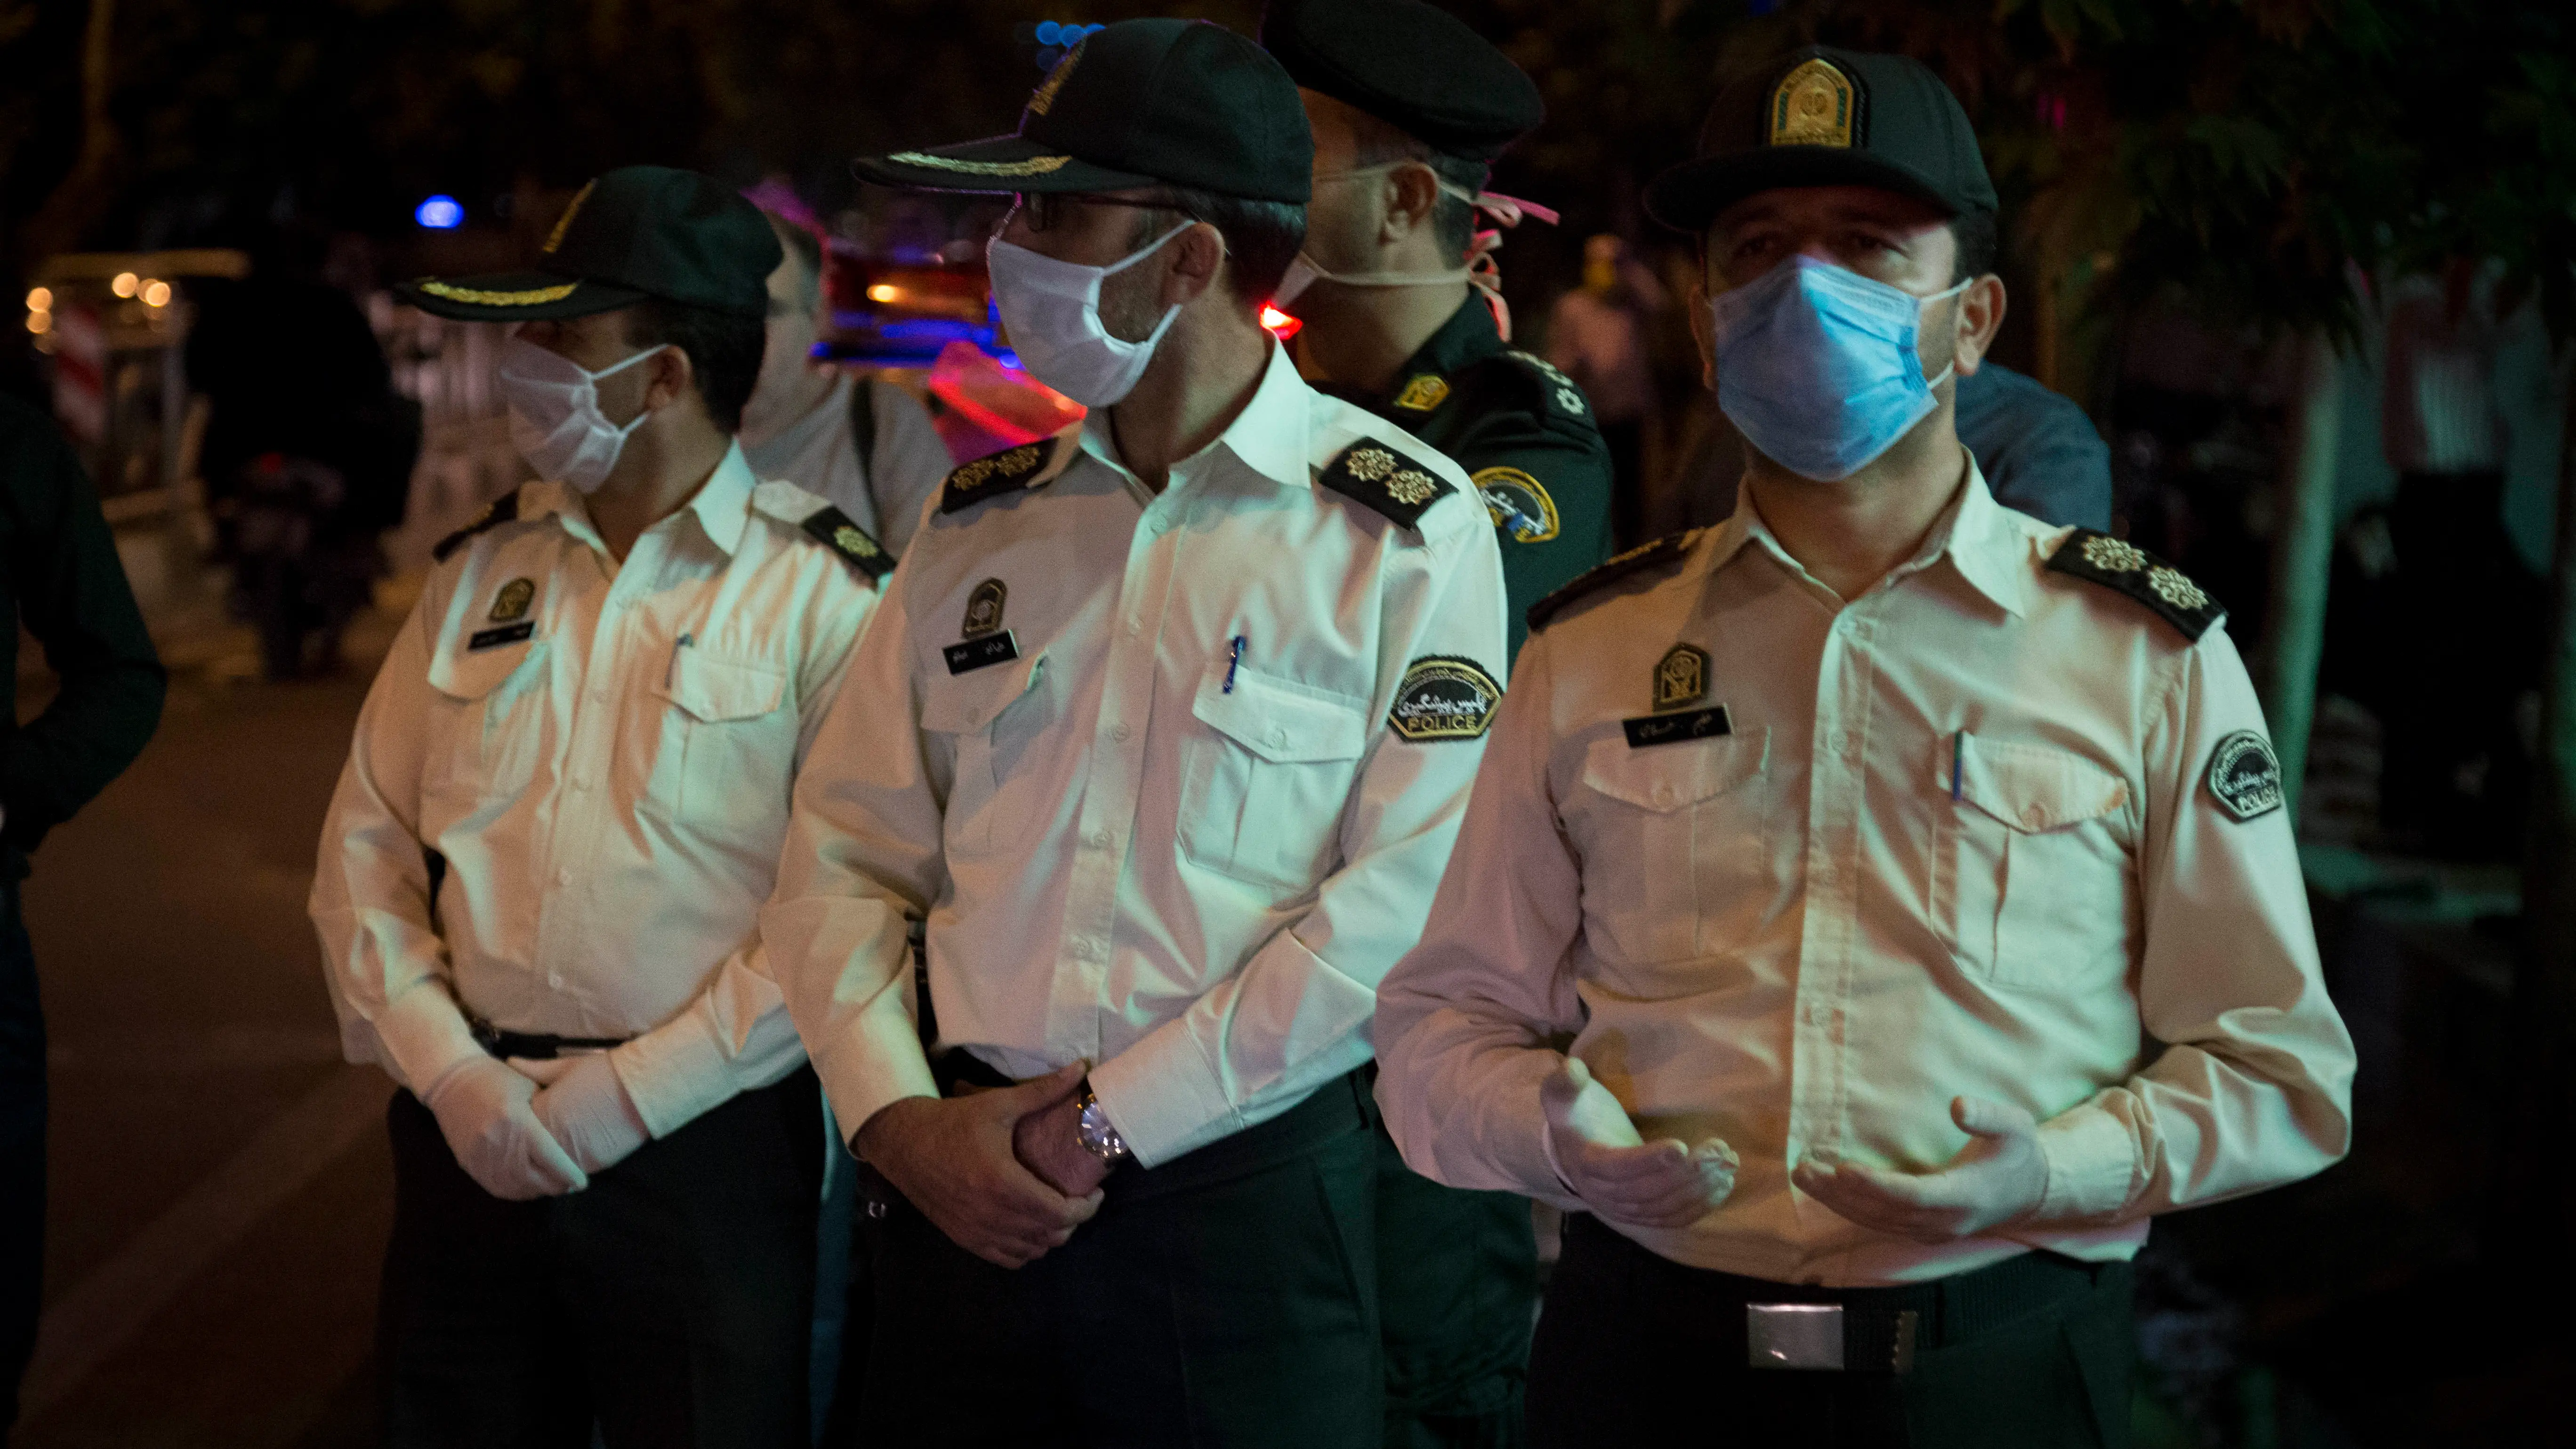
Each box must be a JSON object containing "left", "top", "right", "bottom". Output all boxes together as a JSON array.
[
  {"left": 431, "top": 489, "right": 520, "bottom": 563},
  {"left": 1316, "top": 439, "right": 1455, "bottom": 531},
  {"left": 1526, "top": 530, "right": 1695, "bottom": 634},
  {"left": 2044, "top": 529, "right": 2225, "bottom": 642},
  {"left": 1497, "top": 349, "right": 1596, "bottom": 427},
  {"left": 800, "top": 506, "right": 895, "bottom": 582},
  {"left": 939, "top": 430, "right": 1081, "bottom": 515}
]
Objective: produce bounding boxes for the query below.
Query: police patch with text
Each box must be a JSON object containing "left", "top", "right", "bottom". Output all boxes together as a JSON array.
[
  {"left": 1387, "top": 656, "right": 1500, "bottom": 742},
  {"left": 2206, "top": 730, "right": 2284, "bottom": 821}
]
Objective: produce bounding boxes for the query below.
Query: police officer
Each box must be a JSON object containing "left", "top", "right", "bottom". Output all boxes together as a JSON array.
[
  {"left": 764, "top": 20, "right": 1507, "bottom": 1447},
  {"left": 0, "top": 394, "right": 164, "bottom": 1434},
  {"left": 1372, "top": 49, "right": 2356, "bottom": 1448},
  {"left": 1258, "top": 2, "right": 1608, "bottom": 1441},
  {"left": 310, "top": 166, "right": 888, "bottom": 1447},
  {"left": 1262, "top": 0, "right": 1613, "bottom": 664}
]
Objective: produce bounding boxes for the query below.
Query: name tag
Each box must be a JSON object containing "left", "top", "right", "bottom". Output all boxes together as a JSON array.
[
  {"left": 943, "top": 630, "right": 1020, "bottom": 675},
  {"left": 468, "top": 621, "right": 535, "bottom": 652},
  {"left": 1623, "top": 705, "right": 1731, "bottom": 749}
]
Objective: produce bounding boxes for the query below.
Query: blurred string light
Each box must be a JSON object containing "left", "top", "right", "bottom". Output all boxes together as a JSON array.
[
  {"left": 141, "top": 280, "right": 172, "bottom": 308},
  {"left": 110, "top": 272, "right": 137, "bottom": 298},
  {"left": 24, "top": 286, "right": 46, "bottom": 335},
  {"left": 415, "top": 194, "right": 466, "bottom": 230},
  {"left": 867, "top": 283, "right": 902, "bottom": 303},
  {"left": 1032, "top": 19, "right": 1105, "bottom": 69},
  {"left": 24, "top": 289, "right": 50, "bottom": 313}
]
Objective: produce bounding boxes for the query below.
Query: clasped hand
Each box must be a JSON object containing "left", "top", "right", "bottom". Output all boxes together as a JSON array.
[
  {"left": 854, "top": 1062, "right": 1107, "bottom": 1269},
  {"left": 1791, "top": 1095, "right": 2048, "bottom": 1241},
  {"left": 1540, "top": 1057, "right": 1738, "bottom": 1230}
]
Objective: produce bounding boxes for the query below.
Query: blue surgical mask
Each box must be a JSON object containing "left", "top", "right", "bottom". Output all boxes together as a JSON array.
[{"left": 1706, "top": 256, "right": 1969, "bottom": 481}]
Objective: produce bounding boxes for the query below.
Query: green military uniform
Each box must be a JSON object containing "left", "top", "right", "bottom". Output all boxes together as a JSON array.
[{"left": 1264, "top": 1, "right": 1614, "bottom": 1443}]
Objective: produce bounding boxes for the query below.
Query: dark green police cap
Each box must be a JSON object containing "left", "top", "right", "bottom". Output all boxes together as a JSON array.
[
  {"left": 853, "top": 18, "right": 1312, "bottom": 205},
  {"left": 1643, "top": 46, "right": 1997, "bottom": 233},
  {"left": 394, "top": 165, "right": 782, "bottom": 322},
  {"left": 1260, "top": 0, "right": 1543, "bottom": 163}
]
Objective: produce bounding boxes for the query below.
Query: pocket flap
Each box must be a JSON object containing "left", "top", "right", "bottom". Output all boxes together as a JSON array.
[
  {"left": 1581, "top": 725, "right": 1769, "bottom": 812},
  {"left": 1940, "top": 735, "right": 2129, "bottom": 832},
  {"left": 427, "top": 634, "right": 542, "bottom": 701},
  {"left": 1192, "top": 665, "right": 1368, "bottom": 764},
  {"left": 658, "top": 649, "right": 786, "bottom": 723},
  {"left": 921, "top": 651, "right": 1046, "bottom": 735}
]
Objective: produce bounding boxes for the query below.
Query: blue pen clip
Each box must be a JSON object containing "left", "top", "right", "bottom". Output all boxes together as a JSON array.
[
  {"left": 1224, "top": 635, "right": 1247, "bottom": 693},
  {"left": 1950, "top": 729, "right": 1965, "bottom": 801}
]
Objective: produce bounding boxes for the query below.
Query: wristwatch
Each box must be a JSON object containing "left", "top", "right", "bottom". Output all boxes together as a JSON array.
[{"left": 1075, "top": 1077, "right": 1130, "bottom": 1164}]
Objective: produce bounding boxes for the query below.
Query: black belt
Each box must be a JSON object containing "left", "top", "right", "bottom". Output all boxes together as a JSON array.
[{"left": 470, "top": 1016, "right": 628, "bottom": 1061}]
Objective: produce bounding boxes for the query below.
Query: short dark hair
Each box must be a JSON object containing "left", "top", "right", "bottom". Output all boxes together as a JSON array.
[
  {"left": 767, "top": 214, "right": 825, "bottom": 313},
  {"left": 1129, "top": 189, "right": 1309, "bottom": 307},
  {"left": 625, "top": 297, "right": 766, "bottom": 434},
  {"left": 1950, "top": 209, "right": 1997, "bottom": 283},
  {"left": 1347, "top": 112, "right": 1485, "bottom": 261}
]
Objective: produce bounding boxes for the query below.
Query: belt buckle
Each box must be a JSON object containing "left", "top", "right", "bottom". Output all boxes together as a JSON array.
[{"left": 1747, "top": 1304, "right": 1919, "bottom": 1373}]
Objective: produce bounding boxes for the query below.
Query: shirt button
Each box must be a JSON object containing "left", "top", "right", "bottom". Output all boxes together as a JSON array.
[
  {"left": 1803, "top": 1002, "right": 1830, "bottom": 1026},
  {"left": 1827, "top": 732, "right": 1850, "bottom": 753},
  {"left": 1268, "top": 726, "right": 1288, "bottom": 747},
  {"left": 1128, "top": 619, "right": 1143, "bottom": 636},
  {"left": 1111, "top": 723, "right": 1132, "bottom": 742},
  {"left": 1089, "top": 829, "right": 1114, "bottom": 850},
  {"left": 547, "top": 973, "right": 563, "bottom": 988},
  {"left": 555, "top": 867, "right": 574, "bottom": 886},
  {"left": 2024, "top": 805, "right": 2048, "bottom": 827}
]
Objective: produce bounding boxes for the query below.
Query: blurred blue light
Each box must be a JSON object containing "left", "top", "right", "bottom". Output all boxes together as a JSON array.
[
  {"left": 414, "top": 195, "right": 465, "bottom": 230},
  {"left": 1086, "top": 22, "right": 1104, "bottom": 34},
  {"left": 1036, "top": 20, "right": 1062, "bottom": 43}
]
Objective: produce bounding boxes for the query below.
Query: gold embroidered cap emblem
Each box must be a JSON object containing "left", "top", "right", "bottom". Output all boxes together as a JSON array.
[
  {"left": 950, "top": 444, "right": 1043, "bottom": 493},
  {"left": 543, "top": 179, "right": 596, "bottom": 254},
  {"left": 962, "top": 578, "right": 1008, "bottom": 639},
  {"left": 888, "top": 152, "right": 1075, "bottom": 178},
  {"left": 2148, "top": 566, "right": 2210, "bottom": 612},
  {"left": 1393, "top": 375, "right": 1451, "bottom": 412},
  {"left": 1028, "top": 41, "right": 1082, "bottom": 115},
  {"left": 489, "top": 578, "right": 536, "bottom": 623},
  {"left": 417, "top": 280, "right": 580, "bottom": 308},
  {"left": 1769, "top": 58, "right": 1856, "bottom": 148},
  {"left": 1654, "top": 644, "right": 1708, "bottom": 711},
  {"left": 2080, "top": 534, "right": 2149, "bottom": 574}
]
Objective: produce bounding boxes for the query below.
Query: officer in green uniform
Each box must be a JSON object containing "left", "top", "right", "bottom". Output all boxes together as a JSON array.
[{"left": 1264, "top": 0, "right": 1614, "bottom": 666}]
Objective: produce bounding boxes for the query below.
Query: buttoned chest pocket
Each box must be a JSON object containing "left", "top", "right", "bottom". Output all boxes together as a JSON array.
[
  {"left": 1569, "top": 728, "right": 1771, "bottom": 971},
  {"left": 645, "top": 648, "right": 793, "bottom": 837},
  {"left": 1932, "top": 735, "right": 2137, "bottom": 992},
  {"left": 1177, "top": 665, "right": 1370, "bottom": 897},
  {"left": 920, "top": 652, "right": 1050, "bottom": 858},
  {"left": 424, "top": 635, "right": 551, "bottom": 805}
]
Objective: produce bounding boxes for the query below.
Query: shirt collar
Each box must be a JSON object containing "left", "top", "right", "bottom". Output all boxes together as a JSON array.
[
  {"left": 1079, "top": 337, "right": 1313, "bottom": 492},
  {"left": 523, "top": 439, "right": 760, "bottom": 557},
  {"left": 1706, "top": 450, "right": 2029, "bottom": 617},
  {"left": 1392, "top": 295, "right": 1505, "bottom": 386}
]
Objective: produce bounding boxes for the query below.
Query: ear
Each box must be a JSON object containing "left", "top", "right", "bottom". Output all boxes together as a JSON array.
[
  {"left": 1948, "top": 274, "right": 2007, "bottom": 378},
  {"left": 1159, "top": 221, "right": 1227, "bottom": 309},
  {"left": 1379, "top": 163, "right": 1441, "bottom": 246},
  {"left": 641, "top": 344, "right": 697, "bottom": 414}
]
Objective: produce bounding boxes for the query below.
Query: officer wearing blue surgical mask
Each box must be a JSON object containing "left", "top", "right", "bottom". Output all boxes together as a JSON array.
[
  {"left": 315, "top": 165, "right": 892, "bottom": 1446},
  {"left": 1371, "top": 48, "right": 2354, "bottom": 1449}
]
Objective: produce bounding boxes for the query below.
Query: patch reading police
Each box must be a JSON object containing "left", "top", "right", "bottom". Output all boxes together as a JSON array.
[
  {"left": 943, "top": 631, "right": 1020, "bottom": 676},
  {"left": 2206, "top": 730, "right": 2284, "bottom": 822},
  {"left": 962, "top": 578, "right": 1007, "bottom": 639},
  {"left": 1623, "top": 705, "right": 1731, "bottom": 749},
  {"left": 1474, "top": 467, "right": 1560, "bottom": 543},
  {"left": 1393, "top": 374, "right": 1451, "bottom": 412},
  {"left": 1654, "top": 644, "right": 1707, "bottom": 711},
  {"left": 1388, "top": 657, "right": 1500, "bottom": 743},
  {"left": 489, "top": 578, "right": 535, "bottom": 623},
  {"left": 468, "top": 621, "right": 535, "bottom": 652}
]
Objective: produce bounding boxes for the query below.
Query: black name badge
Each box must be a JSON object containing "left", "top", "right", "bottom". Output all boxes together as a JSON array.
[
  {"left": 943, "top": 630, "right": 1021, "bottom": 676},
  {"left": 467, "top": 621, "right": 535, "bottom": 652},
  {"left": 1622, "top": 705, "right": 1731, "bottom": 749}
]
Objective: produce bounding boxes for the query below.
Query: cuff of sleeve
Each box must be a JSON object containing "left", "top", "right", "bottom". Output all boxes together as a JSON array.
[
  {"left": 810, "top": 1022, "right": 939, "bottom": 1155},
  {"left": 609, "top": 1012, "right": 738, "bottom": 1139},
  {"left": 2036, "top": 1099, "right": 2143, "bottom": 1222},
  {"left": 1532, "top": 1113, "right": 1590, "bottom": 1216},
  {"left": 372, "top": 982, "right": 486, "bottom": 1098},
  {"left": 1087, "top": 1026, "right": 1236, "bottom": 1169}
]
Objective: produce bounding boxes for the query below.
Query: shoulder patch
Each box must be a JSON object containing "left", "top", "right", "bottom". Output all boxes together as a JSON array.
[
  {"left": 2206, "top": 730, "right": 2285, "bottom": 821},
  {"left": 432, "top": 489, "right": 521, "bottom": 564},
  {"left": 1501, "top": 350, "right": 1593, "bottom": 421},
  {"left": 1317, "top": 439, "right": 1455, "bottom": 531},
  {"left": 1473, "top": 466, "right": 1560, "bottom": 543},
  {"left": 1392, "top": 374, "right": 1451, "bottom": 412},
  {"left": 800, "top": 506, "right": 894, "bottom": 582},
  {"left": 2045, "top": 529, "right": 2225, "bottom": 642},
  {"left": 939, "top": 430, "right": 1080, "bottom": 515},
  {"left": 1388, "top": 656, "right": 1501, "bottom": 742},
  {"left": 1526, "top": 530, "right": 1695, "bottom": 634}
]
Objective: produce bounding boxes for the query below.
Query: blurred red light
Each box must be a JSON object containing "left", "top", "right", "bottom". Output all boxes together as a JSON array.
[{"left": 1259, "top": 305, "right": 1303, "bottom": 339}]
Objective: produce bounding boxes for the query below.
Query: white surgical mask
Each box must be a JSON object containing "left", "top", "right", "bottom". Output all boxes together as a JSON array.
[
  {"left": 497, "top": 337, "right": 668, "bottom": 494},
  {"left": 1272, "top": 164, "right": 1484, "bottom": 307},
  {"left": 985, "top": 222, "right": 1192, "bottom": 408},
  {"left": 1704, "top": 257, "right": 1970, "bottom": 481}
]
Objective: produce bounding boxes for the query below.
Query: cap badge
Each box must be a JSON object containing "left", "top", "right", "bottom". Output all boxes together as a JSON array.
[
  {"left": 543, "top": 179, "right": 596, "bottom": 255},
  {"left": 489, "top": 578, "right": 536, "bottom": 623},
  {"left": 1654, "top": 644, "right": 1707, "bottom": 711},
  {"left": 886, "top": 151, "right": 1075, "bottom": 178},
  {"left": 962, "top": 578, "right": 1008, "bottom": 639},
  {"left": 416, "top": 280, "right": 579, "bottom": 308},
  {"left": 1768, "top": 58, "right": 1855, "bottom": 149},
  {"left": 1029, "top": 41, "right": 1083, "bottom": 117},
  {"left": 1393, "top": 375, "right": 1451, "bottom": 412}
]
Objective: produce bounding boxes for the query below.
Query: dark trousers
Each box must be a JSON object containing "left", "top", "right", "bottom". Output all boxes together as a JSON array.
[
  {"left": 1373, "top": 1122, "right": 1535, "bottom": 1449},
  {"left": 851, "top": 1068, "right": 1384, "bottom": 1449},
  {"left": 0, "top": 886, "right": 39, "bottom": 1434},
  {"left": 378, "top": 1067, "right": 825, "bottom": 1449},
  {"left": 1528, "top": 1214, "right": 2133, "bottom": 1449}
]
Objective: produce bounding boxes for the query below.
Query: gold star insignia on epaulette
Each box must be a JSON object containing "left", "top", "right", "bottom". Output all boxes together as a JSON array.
[
  {"left": 2046, "top": 528, "right": 2224, "bottom": 642},
  {"left": 1318, "top": 440, "right": 1453, "bottom": 531},
  {"left": 801, "top": 507, "right": 894, "bottom": 581}
]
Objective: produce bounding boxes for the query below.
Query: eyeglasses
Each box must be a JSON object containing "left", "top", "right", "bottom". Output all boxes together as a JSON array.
[{"left": 1006, "top": 191, "right": 1191, "bottom": 235}]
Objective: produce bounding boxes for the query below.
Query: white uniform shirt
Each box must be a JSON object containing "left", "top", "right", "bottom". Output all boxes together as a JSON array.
[
  {"left": 741, "top": 373, "right": 954, "bottom": 560},
  {"left": 1375, "top": 461, "right": 2355, "bottom": 1285},
  {"left": 764, "top": 342, "right": 1509, "bottom": 1166},
  {"left": 310, "top": 443, "right": 881, "bottom": 1136}
]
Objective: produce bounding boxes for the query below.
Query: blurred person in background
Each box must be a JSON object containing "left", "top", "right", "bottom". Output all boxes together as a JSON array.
[
  {"left": 740, "top": 206, "right": 955, "bottom": 560},
  {"left": 186, "top": 226, "right": 422, "bottom": 680},
  {"left": 0, "top": 394, "right": 165, "bottom": 1436},
  {"left": 311, "top": 166, "right": 887, "bottom": 1448},
  {"left": 1546, "top": 234, "right": 1665, "bottom": 547}
]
